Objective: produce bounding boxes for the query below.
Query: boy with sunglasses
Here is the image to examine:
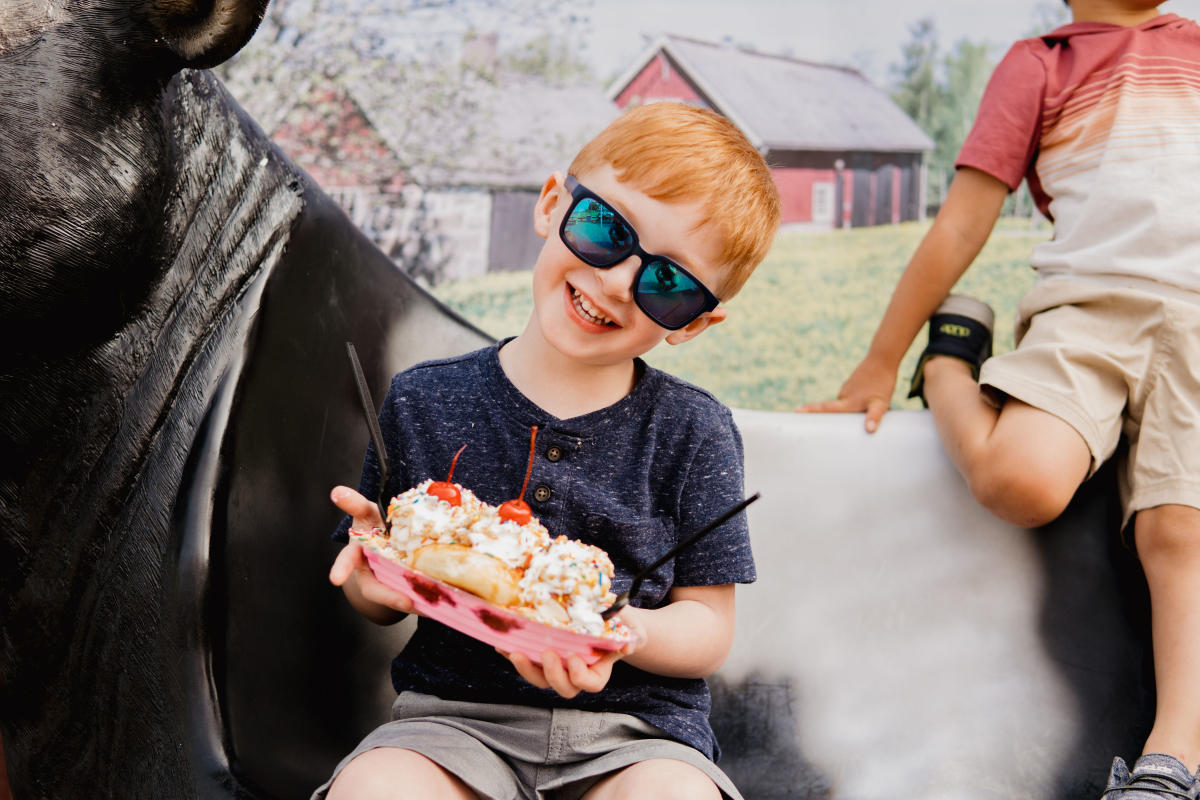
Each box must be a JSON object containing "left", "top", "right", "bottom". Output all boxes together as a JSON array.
[
  {"left": 806, "top": 2, "right": 1200, "bottom": 797},
  {"left": 315, "top": 102, "right": 781, "bottom": 800}
]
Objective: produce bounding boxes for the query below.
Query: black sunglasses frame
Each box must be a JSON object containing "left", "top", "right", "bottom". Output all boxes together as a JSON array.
[{"left": 558, "top": 175, "right": 721, "bottom": 331}]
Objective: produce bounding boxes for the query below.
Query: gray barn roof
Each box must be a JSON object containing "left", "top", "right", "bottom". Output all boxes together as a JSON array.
[
  {"left": 351, "top": 72, "right": 619, "bottom": 189},
  {"left": 609, "top": 35, "right": 934, "bottom": 154}
]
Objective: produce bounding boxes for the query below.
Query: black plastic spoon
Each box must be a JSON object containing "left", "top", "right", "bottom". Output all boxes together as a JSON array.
[
  {"left": 346, "top": 342, "right": 391, "bottom": 528},
  {"left": 600, "top": 492, "right": 761, "bottom": 620}
]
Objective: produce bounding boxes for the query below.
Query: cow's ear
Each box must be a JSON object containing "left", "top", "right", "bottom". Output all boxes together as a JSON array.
[{"left": 146, "top": 0, "right": 271, "bottom": 69}]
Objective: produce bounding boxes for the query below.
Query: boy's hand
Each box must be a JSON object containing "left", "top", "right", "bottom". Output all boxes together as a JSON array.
[
  {"left": 499, "top": 611, "right": 646, "bottom": 699},
  {"left": 797, "top": 356, "right": 896, "bottom": 433},
  {"left": 328, "top": 486, "right": 414, "bottom": 622},
  {"left": 329, "top": 540, "right": 416, "bottom": 617}
]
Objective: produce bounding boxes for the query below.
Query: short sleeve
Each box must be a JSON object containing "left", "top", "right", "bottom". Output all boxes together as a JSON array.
[
  {"left": 670, "top": 412, "right": 756, "bottom": 586},
  {"left": 956, "top": 40, "right": 1047, "bottom": 190}
]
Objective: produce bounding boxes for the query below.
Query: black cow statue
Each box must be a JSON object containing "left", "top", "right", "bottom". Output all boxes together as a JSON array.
[{"left": 1, "top": 1, "right": 486, "bottom": 797}]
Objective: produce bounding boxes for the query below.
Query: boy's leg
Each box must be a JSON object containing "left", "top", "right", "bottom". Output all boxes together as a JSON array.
[
  {"left": 580, "top": 758, "right": 722, "bottom": 800},
  {"left": 1136, "top": 503, "right": 1200, "bottom": 772},
  {"left": 327, "top": 748, "right": 481, "bottom": 800},
  {"left": 921, "top": 355, "right": 1092, "bottom": 528}
]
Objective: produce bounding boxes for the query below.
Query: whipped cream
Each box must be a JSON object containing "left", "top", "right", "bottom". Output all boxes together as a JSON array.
[{"left": 377, "top": 479, "right": 621, "bottom": 636}]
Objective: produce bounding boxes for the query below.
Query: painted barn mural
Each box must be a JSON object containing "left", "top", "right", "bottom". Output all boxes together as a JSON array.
[{"left": 608, "top": 35, "right": 934, "bottom": 229}]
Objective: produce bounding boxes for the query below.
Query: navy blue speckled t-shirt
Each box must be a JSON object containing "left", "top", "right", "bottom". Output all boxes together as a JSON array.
[{"left": 334, "top": 340, "right": 756, "bottom": 761}]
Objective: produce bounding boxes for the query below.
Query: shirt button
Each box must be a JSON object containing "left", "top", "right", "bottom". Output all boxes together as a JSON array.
[
  {"left": 533, "top": 485, "right": 552, "bottom": 503},
  {"left": 545, "top": 445, "right": 563, "bottom": 462}
]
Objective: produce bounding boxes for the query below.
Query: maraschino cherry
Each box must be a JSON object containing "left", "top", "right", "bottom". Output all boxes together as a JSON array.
[
  {"left": 426, "top": 444, "right": 468, "bottom": 505},
  {"left": 498, "top": 426, "right": 538, "bottom": 524}
]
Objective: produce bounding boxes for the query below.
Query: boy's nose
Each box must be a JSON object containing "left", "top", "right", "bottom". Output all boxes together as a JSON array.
[{"left": 594, "top": 256, "right": 640, "bottom": 302}]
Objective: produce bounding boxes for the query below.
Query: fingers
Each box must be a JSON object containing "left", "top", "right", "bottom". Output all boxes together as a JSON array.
[
  {"left": 355, "top": 575, "right": 417, "bottom": 614},
  {"left": 539, "top": 651, "right": 594, "bottom": 698},
  {"left": 796, "top": 398, "right": 857, "bottom": 414},
  {"left": 500, "top": 649, "right": 616, "bottom": 699},
  {"left": 503, "top": 650, "right": 552, "bottom": 691},
  {"left": 329, "top": 542, "right": 365, "bottom": 586},
  {"left": 330, "top": 485, "right": 384, "bottom": 529},
  {"left": 566, "top": 652, "right": 618, "bottom": 693},
  {"left": 863, "top": 396, "right": 890, "bottom": 434},
  {"left": 331, "top": 542, "right": 415, "bottom": 614},
  {"left": 356, "top": 569, "right": 415, "bottom": 614},
  {"left": 795, "top": 396, "right": 892, "bottom": 432},
  {"left": 539, "top": 652, "right": 575, "bottom": 696}
]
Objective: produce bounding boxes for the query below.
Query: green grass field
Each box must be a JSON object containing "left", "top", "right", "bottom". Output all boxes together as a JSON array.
[{"left": 430, "top": 218, "right": 1050, "bottom": 412}]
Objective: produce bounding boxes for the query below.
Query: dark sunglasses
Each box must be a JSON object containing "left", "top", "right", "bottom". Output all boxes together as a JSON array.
[{"left": 559, "top": 175, "right": 721, "bottom": 330}]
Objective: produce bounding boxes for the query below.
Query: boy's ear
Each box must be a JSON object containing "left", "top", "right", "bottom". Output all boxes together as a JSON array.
[
  {"left": 532, "top": 172, "right": 565, "bottom": 240},
  {"left": 665, "top": 306, "right": 728, "bottom": 346}
]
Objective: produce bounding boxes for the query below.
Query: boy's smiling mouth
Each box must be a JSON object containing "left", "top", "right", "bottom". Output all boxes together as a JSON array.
[{"left": 568, "top": 283, "right": 619, "bottom": 329}]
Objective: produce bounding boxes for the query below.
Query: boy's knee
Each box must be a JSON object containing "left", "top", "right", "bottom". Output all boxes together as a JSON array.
[
  {"left": 326, "top": 759, "right": 392, "bottom": 800},
  {"left": 328, "top": 749, "right": 472, "bottom": 800},
  {"left": 585, "top": 759, "right": 721, "bottom": 800},
  {"left": 1135, "top": 506, "right": 1200, "bottom": 565},
  {"left": 966, "top": 461, "right": 1074, "bottom": 529}
]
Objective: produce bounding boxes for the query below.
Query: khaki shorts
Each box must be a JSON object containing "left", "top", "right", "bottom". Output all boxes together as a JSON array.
[
  {"left": 980, "top": 278, "right": 1200, "bottom": 528},
  {"left": 310, "top": 691, "right": 743, "bottom": 800}
]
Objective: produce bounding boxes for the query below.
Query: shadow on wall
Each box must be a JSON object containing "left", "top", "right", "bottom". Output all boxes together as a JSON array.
[
  {"left": 1034, "top": 454, "right": 1154, "bottom": 798},
  {"left": 710, "top": 675, "right": 832, "bottom": 799}
]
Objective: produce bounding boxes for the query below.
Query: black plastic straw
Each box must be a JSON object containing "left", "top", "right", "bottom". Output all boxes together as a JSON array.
[
  {"left": 601, "top": 492, "right": 760, "bottom": 620},
  {"left": 346, "top": 342, "right": 391, "bottom": 527}
]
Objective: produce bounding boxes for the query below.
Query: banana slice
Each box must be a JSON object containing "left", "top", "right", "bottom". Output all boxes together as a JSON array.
[{"left": 410, "top": 544, "right": 521, "bottom": 607}]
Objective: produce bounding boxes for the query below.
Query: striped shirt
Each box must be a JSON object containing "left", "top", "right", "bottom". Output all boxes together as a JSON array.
[{"left": 958, "top": 14, "right": 1200, "bottom": 291}]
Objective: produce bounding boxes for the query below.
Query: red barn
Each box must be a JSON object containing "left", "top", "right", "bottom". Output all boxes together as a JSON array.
[{"left": 609, "top": 35, "right": 935, "bottom": 229}]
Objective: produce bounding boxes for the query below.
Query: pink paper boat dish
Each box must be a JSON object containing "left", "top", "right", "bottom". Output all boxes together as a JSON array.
[{"left": 360, "top": 543, "right": 633, "bottom": 665}]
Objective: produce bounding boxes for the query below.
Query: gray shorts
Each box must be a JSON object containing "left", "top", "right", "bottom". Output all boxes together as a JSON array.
[{"left": 311, "top": 691, "right": 743, "bottom": 800}]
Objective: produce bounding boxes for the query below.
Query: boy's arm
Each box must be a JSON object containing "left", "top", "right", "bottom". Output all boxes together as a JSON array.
[
  {"left": 619, "top": 583, "right": 735, "bottom": 677},
  {"left": 502, "top": 583, "right": 736, "bottom": 698},
  {"left": 800, "top": 167, "right": 1010, "bottom": 431}
]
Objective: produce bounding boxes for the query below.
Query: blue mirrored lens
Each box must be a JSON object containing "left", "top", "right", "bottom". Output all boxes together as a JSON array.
[
  {"left": 636, "top": 261, "right": 706, "bottom": 328},
  {"left": 563, "top": 197, "right": 633, "bottom": 265}
]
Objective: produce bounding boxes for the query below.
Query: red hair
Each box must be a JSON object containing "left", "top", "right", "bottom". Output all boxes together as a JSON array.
[{"left": 569, "top": 102, "right": 780, "bottom": 298}]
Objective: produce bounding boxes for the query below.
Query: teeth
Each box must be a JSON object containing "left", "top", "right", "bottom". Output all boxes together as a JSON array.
[{"left": 572, "top": 288, "right": 613, "bottom": 325}]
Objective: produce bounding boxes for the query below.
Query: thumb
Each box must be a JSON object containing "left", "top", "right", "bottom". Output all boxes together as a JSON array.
[{"left": 330, "top": 485, "right": 384, "bottom": 528}]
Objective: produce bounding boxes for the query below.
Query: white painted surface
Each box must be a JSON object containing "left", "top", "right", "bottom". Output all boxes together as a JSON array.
[{"left": 722, "top": 409, "right": 1138, "bottom": 799}]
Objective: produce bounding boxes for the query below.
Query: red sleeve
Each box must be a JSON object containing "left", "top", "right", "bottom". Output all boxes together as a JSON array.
[{"left": 955, "top": 40, "right": 1047, "bottom": 191}]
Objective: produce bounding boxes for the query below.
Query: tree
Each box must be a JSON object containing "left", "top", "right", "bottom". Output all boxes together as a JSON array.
[
  {"left": 219, "top": 0, "right": 592, "bottom": 172},
  {"left": 890, "top": 3, "right": 1072, "bottom": 215},
  {"left": 502, "top": 33, "right": 595, "bottom": 84},
  {"left": 1029, "top": 0, "right": 1071, "bottom": 35},
  {"left": 932, "top": 39, "right": 993, "bottom": 187},
  {"left": 891, "top": 18, "right": 972, "bottom": 210},
  {"left": 216, "top": 0, "right": 594, "bottom": 283},
  {"left": 890, "top": 19, "right": 995, "bottom": 211},
  {"left": 890, "top": 17, "right": 941, "bottom": 144}
]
